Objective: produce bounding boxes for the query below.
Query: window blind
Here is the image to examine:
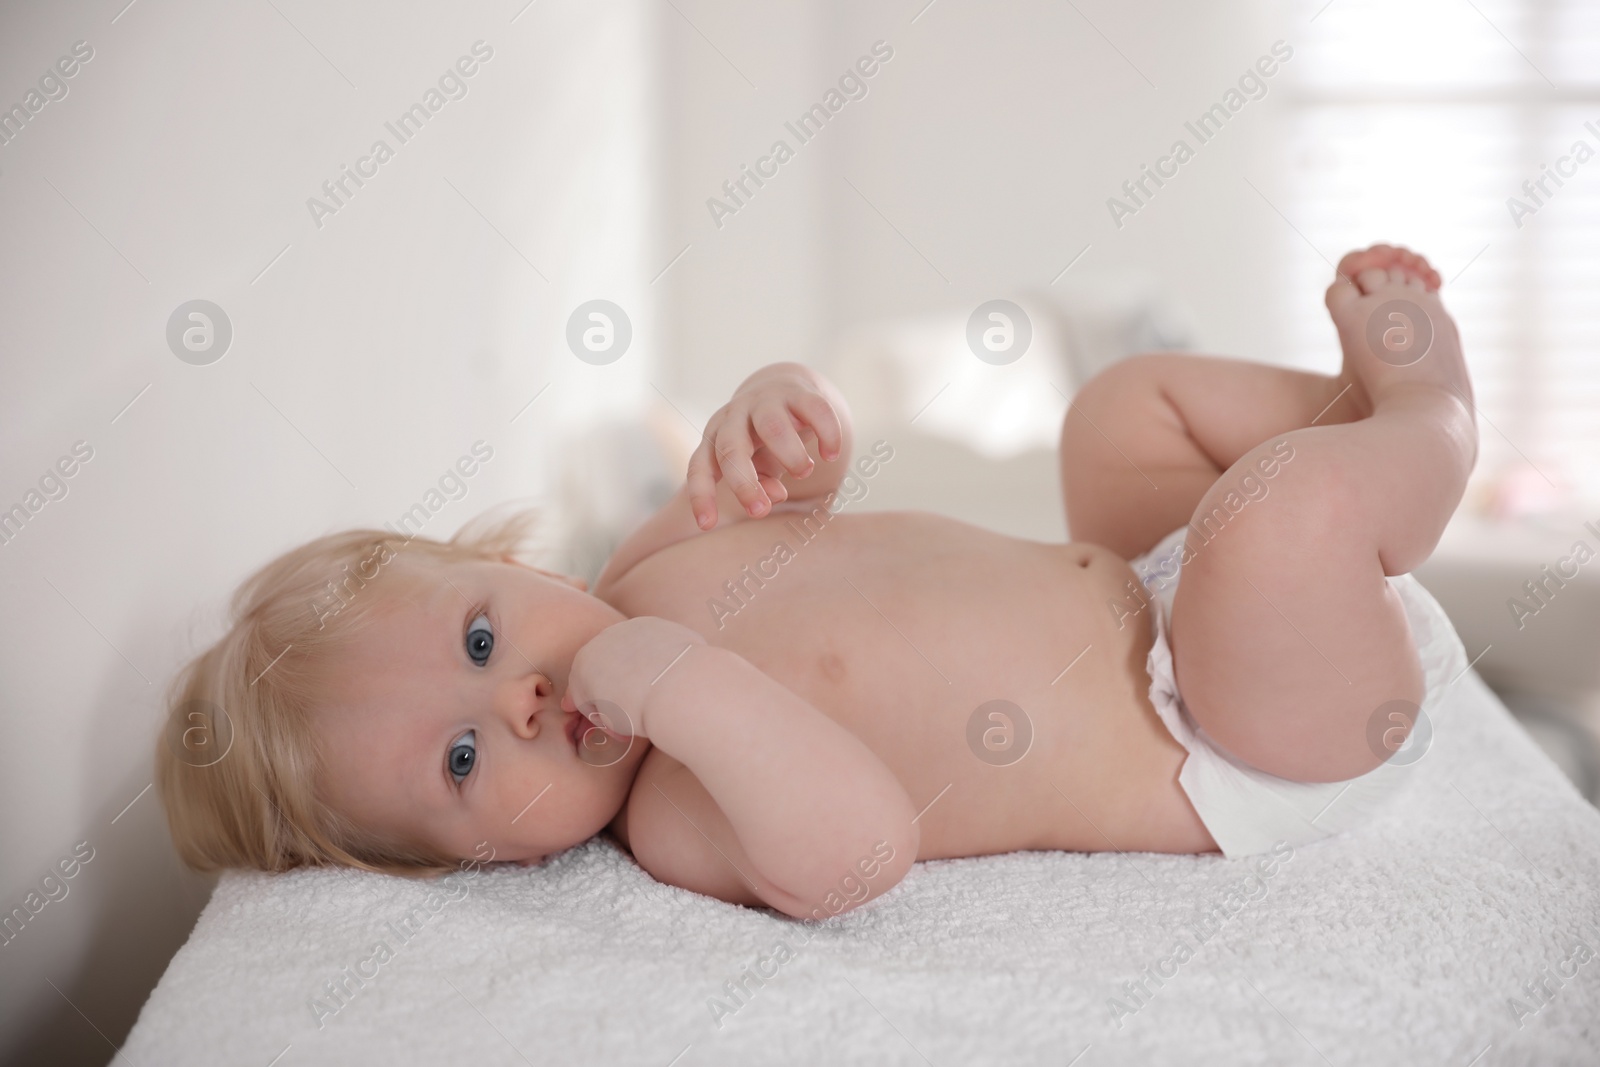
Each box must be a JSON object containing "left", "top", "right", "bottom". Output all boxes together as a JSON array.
[{"left": 1284, "top": 0, "right": 1599, "bottom": 506}]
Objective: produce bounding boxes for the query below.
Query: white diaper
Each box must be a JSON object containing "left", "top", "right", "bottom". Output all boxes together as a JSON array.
[{"left": 1132, "top": 526, "right": 1469, "bottom": 858}]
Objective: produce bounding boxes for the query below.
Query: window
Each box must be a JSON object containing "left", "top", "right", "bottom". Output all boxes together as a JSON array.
[{"left": 1284, "top": 0, "right": 1600, "bottom": 507}]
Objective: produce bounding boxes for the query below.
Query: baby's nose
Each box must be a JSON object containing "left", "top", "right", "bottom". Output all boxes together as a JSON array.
[{"left": 496, "top": 672, "right": 554, "bottom": 739}]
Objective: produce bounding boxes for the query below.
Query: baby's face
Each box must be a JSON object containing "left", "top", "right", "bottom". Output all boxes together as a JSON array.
[{"left": 315, "top": 554, "right": 645, "bottom": 866}]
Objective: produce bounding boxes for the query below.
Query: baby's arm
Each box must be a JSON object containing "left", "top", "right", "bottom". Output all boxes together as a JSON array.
[
  {"left": 637, "top": 645, "right": 917, "bottom": 918},
  {"left": 565, "top": 618, "right": 918, "bottom": 918}
]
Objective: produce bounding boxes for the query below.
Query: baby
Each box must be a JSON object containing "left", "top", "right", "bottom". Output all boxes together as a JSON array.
[{"left": 158, "top": 244, "right": 1476, "bottom": 921}]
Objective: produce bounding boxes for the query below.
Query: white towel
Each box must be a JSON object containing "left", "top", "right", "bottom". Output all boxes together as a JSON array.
[{"left": 124, "top": 670, "right": 1600, "bottom": 1066}]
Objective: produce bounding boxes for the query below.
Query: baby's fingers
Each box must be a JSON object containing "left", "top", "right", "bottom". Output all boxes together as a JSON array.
[
  {"left": 789, "top": 390, "right": 843, "bottom": 461},
  {"left": 752, "top": 401, "right": 814, "bottom": 478},
  {"left": 686, "top": 439, "right": 721, "bottom": 529},
  {"left": 582, "top": 703, "right": 636, "bottom": 743},
  {"left": 749, "top": 452, "right": 790, "bottom": 505},
  {"left": 714, "top": 426, "right": 772, "bottom": 517}
]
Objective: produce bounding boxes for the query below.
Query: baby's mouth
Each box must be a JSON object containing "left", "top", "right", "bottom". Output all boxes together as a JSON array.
[
  {"left": 563, "top": 707, "right": 586, "bottom": 751},
  {"left": 564, "top": 702, "right": 634, "bottom": 764}
]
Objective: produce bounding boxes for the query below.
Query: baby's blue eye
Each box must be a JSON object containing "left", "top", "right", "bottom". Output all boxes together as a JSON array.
[
  {"left": 466, "top": 613, "right": 494, "bottom": 665},
  {"left": 448, "top": 730, "right": 476, "bottom": 784}
]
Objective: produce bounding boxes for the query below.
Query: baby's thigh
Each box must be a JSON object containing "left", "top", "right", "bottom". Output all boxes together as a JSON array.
[{"left": 1167, "top": 445, "right": 1423, "bottom": 783}]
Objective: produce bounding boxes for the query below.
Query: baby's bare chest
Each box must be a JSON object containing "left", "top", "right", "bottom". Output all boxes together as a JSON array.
[
  {"left": 612, "top": 511, "right": 1110, "bottom": 671},
  {"left": 603, "top": 511, "right": 1167, "bottom": 854}
]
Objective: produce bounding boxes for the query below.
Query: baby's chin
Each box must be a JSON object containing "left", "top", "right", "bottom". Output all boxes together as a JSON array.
[
  {"left": 503, "top": 815, "right": 613, "bottom": 865},
  {"left": 494, "top": 765, "right": 639, "bottom": 864},
  {"left": 506, "top": 833, "right": 593, "bottom": 867}
]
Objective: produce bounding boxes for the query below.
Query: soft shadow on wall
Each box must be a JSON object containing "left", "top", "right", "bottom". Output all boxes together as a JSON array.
[{"left": 0, "top": 0, "right": 654, "bottom": 1062}]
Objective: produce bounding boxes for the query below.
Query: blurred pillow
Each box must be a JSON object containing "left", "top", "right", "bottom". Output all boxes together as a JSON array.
[{"left": 823, "top": 271, "right": 1192, "bottom": 460}]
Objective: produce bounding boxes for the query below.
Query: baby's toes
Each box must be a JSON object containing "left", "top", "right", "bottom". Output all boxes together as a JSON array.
[
  {"left": 1338, "top": 246, "right": 1384, "bottom": 280},
  {"left": 1356, "top": 266, "right": 1393, "bottom": 294},
  {"left": 1397, "top": 248, "right": 1442, "bottom": 289}
]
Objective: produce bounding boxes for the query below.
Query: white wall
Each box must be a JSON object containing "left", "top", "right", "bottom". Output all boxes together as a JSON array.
[
  {"left": 658, "top": 0, "right": 1301, "bottom": 422},
  {"left": 0, "top": 0, "right": 655, "bottom": 1061}
]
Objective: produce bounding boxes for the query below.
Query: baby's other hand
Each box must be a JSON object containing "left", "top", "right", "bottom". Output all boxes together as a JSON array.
[
  {"left": 563, "top": 616, "right": 709, "bottom": 741},
  {"left": 687, "top": 363, "right": 845, "bottom": 529}
]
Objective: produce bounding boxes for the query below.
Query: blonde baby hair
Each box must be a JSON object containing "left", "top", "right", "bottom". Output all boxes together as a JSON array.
[{"left": 156, "top": 507, "right": 540, "bottom": 876}]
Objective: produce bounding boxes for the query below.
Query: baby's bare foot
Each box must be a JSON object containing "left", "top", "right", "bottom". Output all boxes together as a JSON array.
[{"left": 1323, "top": 244, "right": 1473, "bottom": 413}]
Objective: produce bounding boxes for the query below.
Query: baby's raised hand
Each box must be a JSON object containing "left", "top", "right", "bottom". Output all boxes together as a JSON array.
[
  {"left": 687, "top": 363, "right": 845, "bottom": 529},
  {"left": 561, "top": 616, "right": 709, "bottom": 742}
]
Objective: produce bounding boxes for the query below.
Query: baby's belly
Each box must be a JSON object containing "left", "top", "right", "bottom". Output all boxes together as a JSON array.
[{"left": 603, "top": 512, "right": 1214, "bottom": 857}]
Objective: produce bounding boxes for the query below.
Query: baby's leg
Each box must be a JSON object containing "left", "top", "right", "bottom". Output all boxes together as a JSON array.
[
  {"left": 1170, "top": 246, "right": 1477, "bottom": 783},
  {"left": 1062, "top": 354, "right": 1368, "bottom": 559}
]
